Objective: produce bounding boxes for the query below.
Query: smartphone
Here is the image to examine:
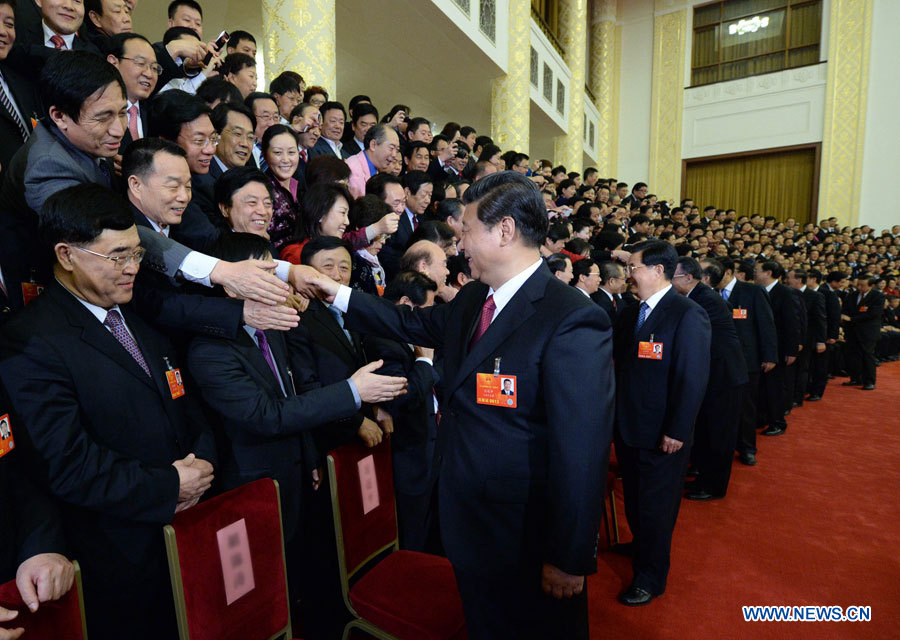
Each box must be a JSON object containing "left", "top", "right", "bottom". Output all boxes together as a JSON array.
[{"left": 202, "top": 30, "right": 229, "bottom": 66}]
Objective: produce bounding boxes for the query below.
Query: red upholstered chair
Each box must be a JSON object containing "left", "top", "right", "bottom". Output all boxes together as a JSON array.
[
  {"left": 327, "top": 440, "right": 467, "bottom": 640},
  {"left": 603, "top": 470, "right": 621, "bottom": 546},
  {"left": 0, "top": 560, "right": 87, "bottom": 639},
  {"left": 163, "top": 478, "right": 299, "bottom": 640}
]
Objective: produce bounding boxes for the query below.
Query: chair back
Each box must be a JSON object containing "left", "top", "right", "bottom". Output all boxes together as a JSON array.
[
  {"left": 164, "top": 479, "right": 292, "bottom": 640},
  {"left": 327, "top": 440, "right": 398, "bottom": 583},
  {"left": 0, "top": 560, "right": 87, "bottom": 639}
]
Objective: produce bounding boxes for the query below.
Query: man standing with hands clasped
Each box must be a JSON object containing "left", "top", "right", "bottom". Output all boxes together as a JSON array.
[
  {"left": 298, "top": 171, "right": 614, "bottom": 639},
  {"left": 613, "top": 241, "right": 711, "bottom": 606}
]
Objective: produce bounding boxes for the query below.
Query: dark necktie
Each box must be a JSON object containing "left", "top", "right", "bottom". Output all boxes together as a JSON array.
[
  {"left": 300, "top": 148, "right": 308, "bottom": 164},
  {"left": 0, "top": 72, "right": 29, "bottom": 142},
  {"left": 254, "top": 329, "right": 280, "bottom": 381},
  {"left": 469, "top": 295, "right": 496, "bottom": 349},
  {"left": 412, "top": 214, "right": 419, "bottom": 230},
  {"left": 50, "top": 35, "right": 66, "bottom": 50},
  {"left": 104, "top": 309, "right": 151, "bottom": 377},
  {"left": 636, "top": 302, "right": 649, "bottom": 333},
  {"left": 328, "top": 305, "right": 353, "bottom": 344}
]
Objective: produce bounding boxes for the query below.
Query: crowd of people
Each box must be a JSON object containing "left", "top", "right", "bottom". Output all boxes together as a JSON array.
[{"left": 0, "top": 0, "right": 898, "bottom": 639}]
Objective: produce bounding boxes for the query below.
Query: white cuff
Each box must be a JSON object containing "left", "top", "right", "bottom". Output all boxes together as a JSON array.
[
  {"left": 333, "top": 284, "right": 353, "bottom": 313},
  {"left": 179, "top": 251, "right": 218, "bottom": 287}
]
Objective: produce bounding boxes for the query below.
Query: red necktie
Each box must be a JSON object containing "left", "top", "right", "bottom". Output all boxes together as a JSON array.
[
  {"left": 127, "top": 104, "right": 140, "bottom": 141},
  {"left": 300, "top": 148, "right": 308, "bottom": 163},
  {"left": 50, "top": 35, "right": 66, "bottom": 50},
  {"left": 469, "top": 295, "right": 496, "bottom": 349},
  {"left": 412, "top": 215, "right": 419, "bottom": 230}
]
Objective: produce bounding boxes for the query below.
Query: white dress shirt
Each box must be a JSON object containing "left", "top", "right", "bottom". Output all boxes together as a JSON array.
[
  {"left": 42, "top": 23, "right": 75, "bottom": 49},
  {"left": 640, "top": 284, "right": 672, "bottom": 321}
]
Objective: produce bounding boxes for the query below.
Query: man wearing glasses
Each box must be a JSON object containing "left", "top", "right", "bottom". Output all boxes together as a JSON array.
[
  {"left": 107, "top": 33, "right": 161, "bottom": 153},
  {"left": 0, "top": 183, "right": 217, "bottom": 639}
]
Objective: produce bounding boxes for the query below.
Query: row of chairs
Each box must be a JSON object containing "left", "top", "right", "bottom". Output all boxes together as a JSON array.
[{"left": 0, "top": 440, "right": 467, "bottom": 640}]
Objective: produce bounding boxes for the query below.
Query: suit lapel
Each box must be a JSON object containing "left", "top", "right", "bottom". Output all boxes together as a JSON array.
[
  {"left": 633, "top": 287, "right": 677, "bottom": 345},
  {"left": 233, "top": 329, "right": 288, "bottom": 395},
  {"left": 307, "top": 301, "right": 360, "bottom": 365},
  {"left": 447, "top": 269, "right": 546, "bottom": 396}
]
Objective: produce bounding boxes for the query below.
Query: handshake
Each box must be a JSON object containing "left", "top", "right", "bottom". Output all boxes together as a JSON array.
[{"left": 286, "top": 266, "right": 344, "bottom": 302}]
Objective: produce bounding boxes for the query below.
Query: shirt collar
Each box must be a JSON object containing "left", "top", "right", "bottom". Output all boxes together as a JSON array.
[
  {"left": 364, "top": 151, "right": 377, "bottom": 177},
  {"left": 723, "top": 276, "right": 737, "bottom": 295},
  {"left": 598, "top": 287, "right": 615, "bottom": 301},
  {"left": 324, "top": 137, "right": 342, "bottom": 153},
  {"left": 58, "top": 278, "right": 120, "bottom": 322},
  {"left": 642, "top": 284, "right": 672, "bottom": 311},
  {"left": 576, "top": 285, "right": 591, "bottom": 298},
  {"left": 765, "top": 280, "right": 777, "bottom": 293},
  {"left": 42, "top": 23, "right": 75, "bottom": 49},
  {"left": 212, "top": 155, "right": 228, "bottom": 173},
  {"left": 487, "top": 258, "right": 544, "bottom": 317}
]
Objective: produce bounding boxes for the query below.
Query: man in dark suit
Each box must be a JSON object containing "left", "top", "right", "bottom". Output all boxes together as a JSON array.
[
  {"left": 754, "top": 261, "right": 802, "bottom": 436},
  {"left": 187, "top": 232, "right": 406, "bottom": 602},
  {"left": 784, "top": 283, "right": 808, "bottom": 412},
  {"left": 106, "top": 33, "right": 158, "bottom": 153},
  {"left": 701, "top": 258, "right": 777, "bottom": 466},
  {"left": 787, "top": 269, "right": 826, "bottom": 407},
  {"left": 380, "top": 171, "right": 433, "bottom": 281},
  {"left": 0, "top": 0, "right": 40, "bottom": 178},
  {"left": 806, "top": 269, "right": 841, "bottom": 400},
  {"left": 309, "top": 100, "right": 351, "bottom": 160},
  {"left": 591, "top": 260, "right": 629, "bottom": 322},
  {"left": 363, "top": 270, "right": 441, "bottom": 552},
  {"left": 303, "top": 172, "right": 614, "bottom": 639},
  {"left": 841, "top": 276, "right": 885, "bottom": 390},
  {"left": 0, "top": 184, "right": 216, "bottom": 640},
  {"left": 0, "top": 386, "right": 76, "bottom": 636},
  {"left": 673, "top": 257, "right": 747, "bottom": 501},
  {"left": 5, "top": 0, "right": 101, "bottom": 74},
  {"left": 614, "top": 242, "right": 710, "bottom": 604}
]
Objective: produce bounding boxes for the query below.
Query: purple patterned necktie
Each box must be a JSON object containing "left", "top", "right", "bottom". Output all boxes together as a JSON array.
[
  {"left": 254, "top": 329, "right": 280, "bottom": 381},
  {"left": 104, "top": 309, "right": 151, "bottom": 377}
]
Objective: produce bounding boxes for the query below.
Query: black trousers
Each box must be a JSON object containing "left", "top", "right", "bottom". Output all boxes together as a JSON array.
[
  {"left": 759, "top": 364, "right": 787, "bottom": 430},
  {"left": 793, "top": 344, "right": 813, "bottom": 405},
  {"left": 694, "top": 384, "right": 746, "bottom": 496},
  {"left": 616, "top": 438, "right": 691, "bottom": 595},
  {"left": 807, "top": 344, "right": 831, "bottom": 397},
  {"left": 845, "top": 332, "right": 878, "bottom": 386},
  {"left": 737, "top": 371, "right": 760, "bottom": 455},
  {"left": 453, "top": 565, "right": 589, "bottom": 640},
  {"left": 782, "top": 358, "right": 798, "bottom": 413}
]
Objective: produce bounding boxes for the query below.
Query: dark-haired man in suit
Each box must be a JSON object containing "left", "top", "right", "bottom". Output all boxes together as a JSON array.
[
  {"left": 754, "top": 261, "right": 802, "bottom": 436},
  {"left": 841, "top": 276, "right": 885, "bottom": 390},
  {"left": 700, "top": 258, "right": 777, "bottom": 466},
  {"left": 302, "top": 171, "right": 614, "bottom": 639},
  {"left": 0, "top": 0, "right": 40, "bottom": 178},
  {"left": 806, "top": 269, "right": 842, "bottom": 400},
  {"left": 0, "top": 184, "right": 216, "bottom": 640},
  {"left": 614, "top": 242, "right": 710, "bottom": 604},
  {"left": 673, "top": 257, "right": 746, "bottom": 500},
  {"left": 787, "top": 269, "right": 826, "bottom": 407},
  {"left": 591, "top": 260, "right": 628, "bottom": 322}
]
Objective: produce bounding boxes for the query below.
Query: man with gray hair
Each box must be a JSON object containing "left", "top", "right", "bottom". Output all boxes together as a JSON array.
[{"left": 346, "top": 123, "right": 400, "bottom": 199}]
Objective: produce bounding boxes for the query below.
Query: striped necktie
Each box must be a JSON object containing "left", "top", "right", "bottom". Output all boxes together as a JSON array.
[{"left": 0, "top": 72, "right": 29, "bottom": 142}]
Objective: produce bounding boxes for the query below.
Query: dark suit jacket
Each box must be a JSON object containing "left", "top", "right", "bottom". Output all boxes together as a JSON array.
[
  {"left": 725, "top": 279, "right": 778, "bottom": 371},
  {"left": 0, "top": 61, "right": 40, "bottom": 178},
  {"left": 688, "top": 283, "right": 748, "bottom": 392},
  {"left": 791, "top": 288, "right": 808, "bottom": 346},
  {"left": 6, "top": 22, "right": 102, "bottom": 74},
  {"left": 801, "top": 287, "right": 827, "bottom": 347},
  {"left": 309, "top": 136, "right": 351, "bottom": 160},
  {"left": 0, "top": 387, "right": 66, "bottom": 582},
  {"left": 341, "top": 263, "right": 614, "bottom": 577},
  {"left": 613, "top": 287, "right": 711, "bottom": 448},
  {"left": 843, "top": 289, "right": 885, "bottom": 343},
  {"left": 0, "top": 282, "right": 214, "bottom": 622},
  {"left": 190, "top": 161, "right": 228, "bottom": 230},
  {"left": 380, "top": 209, "right": 417, "bottom": 280},
  {"left": 590, "top": 289, "right": 620, "bottom": 323},
  {"left": 119, "top": 100, "right": 152, "bottom": 152},
  {"left": 765, "top": 282, "right": 802, "bottom": 359},
  {"left": 285, "top": 300, "right": 373, "bottom": 461},
  {"left": 188, "top": 327, "right": 358, "bottom": 541},
  {"left": 820, "top": 285, "right": 842, "bottom": 341}
]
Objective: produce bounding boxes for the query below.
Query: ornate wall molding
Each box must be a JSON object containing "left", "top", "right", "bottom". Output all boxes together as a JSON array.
[
  {"left": 553, "top": 0, "right": 587, "bottom": 172},
  {"left": 491, "top": 0, "right": 531, "bottom": 151},
  {"left": 818, "top": 0, "right": 873, "bottom": 227},
  {"left": 263, "top": 0, "right": 336, "bottom": 93},
  {"left": 648, "top": 6, "right": 686, "bottom": 202},
  {"left": 589, "top": 0, "right": 618, "bottom": 175}
]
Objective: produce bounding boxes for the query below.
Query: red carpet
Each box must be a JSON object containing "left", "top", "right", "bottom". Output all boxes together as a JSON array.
[{"left": 589, "top": 362, "right": 900, "bottom": 639}]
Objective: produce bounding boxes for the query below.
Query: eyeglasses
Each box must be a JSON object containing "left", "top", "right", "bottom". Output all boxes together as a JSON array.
[
  {"left": 224, "top": 128, "right": 256, "bottom": 144},
  {"left": 72, "top": 246, "right": 146, "bottom": 270},
  {"left": 188, "top": 135, "right": 220, "bottom": 148},
  {"left": 255, "top": 112, "right": 280, "bottom": 124},
  {"left": 624, "top": 264, "right": 650, "bottom": 275},
  {"left": 118, "top": 56, "right": 163, "bottom": 75}
]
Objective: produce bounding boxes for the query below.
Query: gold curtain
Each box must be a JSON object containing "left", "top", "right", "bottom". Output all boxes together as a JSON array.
[{"left": 683, "top": 148, "right": 816, "bottom": 224}]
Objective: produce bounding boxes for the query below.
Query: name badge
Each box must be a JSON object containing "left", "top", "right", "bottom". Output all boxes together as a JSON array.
[
  {"left": 0, "top": 414, "right": 15, "bottom": 459},
  {"left": 733, "top": 308, "right": 748, "bottom": 320},
  {"left": 859, "top": 306, "right": 868, "bottom": 313},
  {"left": 638, "top": 341, "right": 663, "bottom": 360},
  {"left": 166, "top": 368, "right": 185, "bottom": 399},
  {"left": 476, "top": 373, "right": 517, "bottom": 408},
  {"left": 21, "top": 282, "right": 45, "bottom": 306}
]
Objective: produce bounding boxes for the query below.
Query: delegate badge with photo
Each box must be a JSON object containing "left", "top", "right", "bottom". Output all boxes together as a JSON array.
[
  {"left": 166, "top": 368, "right": 185, "bottom": 399},
  {"left": 0, "top": 414, "right": 15, "bottom": 459},
  {"left": 733, "top": 308, "right": 748, "bottom": 320},
  {"left": 638, "top": 340, "right": 664, "bottom": 360},
  {"left": 476, "top": 373, "right": 518, "bottom": 408}
]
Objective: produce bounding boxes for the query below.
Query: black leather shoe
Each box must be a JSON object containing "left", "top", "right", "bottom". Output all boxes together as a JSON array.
[
  {"left": 842, "top": 380, "right": 860, "bottom": 386},
  {"left": 806, "top": 395, "right": 822, "bottom": 401},
  {"left": 791, "top": 401, "right": 801, "bottom": 408},
  {"left": 739, "top": 452, "right": 757, "bottom": 466},
  {"left": 686, "top": 467, "right": 699, "bottom": 478},
  {"left": 862, "top": 384, "right": 875, "bottom": 390},
  {"left": 618, "top": 585, "right": 657, "bottom": 606},
  {"left": 762, "top": 426, "right": 785, "bottom": 436},
  {"left": 685, "top": 489, "right": 722, "bottom": 501}
]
